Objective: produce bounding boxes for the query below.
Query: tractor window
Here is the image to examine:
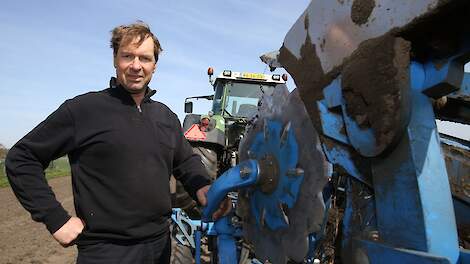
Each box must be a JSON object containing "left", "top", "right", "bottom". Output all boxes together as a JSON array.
[
  {"left": 212, "top": 82, "right": 225, "bottom": 115},
  {"left": 225, "top": 82, "right": 275, "bottom": 118}
]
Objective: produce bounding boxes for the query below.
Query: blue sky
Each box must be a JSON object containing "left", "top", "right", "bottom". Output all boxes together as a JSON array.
[
  {"left": 0, "top": 0, "right": 309, "bottom": 147},
  {"left": 0, "top": 0, "right": 468, "bottom": 147}
]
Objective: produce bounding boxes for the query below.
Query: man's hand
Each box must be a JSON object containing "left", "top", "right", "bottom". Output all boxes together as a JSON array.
[
  {"left": 52, "top": 216, "right": 85, "bottom": 247},
  {"left": 196, "top": 185, "right": 232, "bottom": 220}
]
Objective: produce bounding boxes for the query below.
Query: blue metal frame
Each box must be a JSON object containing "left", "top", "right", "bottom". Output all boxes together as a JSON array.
[
  {"left": 368, "top": 61, "right": 458, "bottom": 261},
  {"left": 173, "top": 38, "right": 470, "bottom": 263},
  {"left": 317, "top": 41, "right": 470, "bottom": 262}
]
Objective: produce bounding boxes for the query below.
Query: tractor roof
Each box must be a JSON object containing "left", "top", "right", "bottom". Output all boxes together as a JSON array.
[{"left": 214, "top": 70, "right": 286, "bottom": 84}]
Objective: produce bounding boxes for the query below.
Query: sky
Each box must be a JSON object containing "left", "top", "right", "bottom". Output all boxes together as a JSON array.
[{"left": 0, "top": 0, "right": 468, "bottom": 148}]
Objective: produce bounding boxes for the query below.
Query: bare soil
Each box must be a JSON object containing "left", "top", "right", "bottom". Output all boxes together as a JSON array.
[{"left": 0, "top": 176, "right": 76, "bottom": 264}]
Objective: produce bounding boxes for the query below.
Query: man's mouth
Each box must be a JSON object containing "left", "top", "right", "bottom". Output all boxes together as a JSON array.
[{"left": 128, "top": 75, "right": 143, "bottom": 81}]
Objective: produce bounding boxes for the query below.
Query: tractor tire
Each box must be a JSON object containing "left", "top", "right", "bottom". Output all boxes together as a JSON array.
[
  {"left": 192, "top": 146, "right": 218, "bottom": 180},
  {"left": 172, "top": 146, "right": 218, "bottom": 218},
  {"left": 170, "top": 236, "right": 194, "bottom": 264}
]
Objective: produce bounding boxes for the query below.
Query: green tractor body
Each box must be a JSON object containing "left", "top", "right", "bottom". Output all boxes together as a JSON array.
[{"left": 183, "top": 70, "right": 287, "bottom": 173}]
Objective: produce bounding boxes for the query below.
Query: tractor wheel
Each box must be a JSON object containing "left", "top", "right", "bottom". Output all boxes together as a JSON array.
[
  {"left": 192, "top": 146, "right": 218, "bottom": 179},
  {"left": 171, "top": 146, "right": 218, "bottom": 218},
  {"left": 170, "top": 237, "right": 194, "bottom": 264}
]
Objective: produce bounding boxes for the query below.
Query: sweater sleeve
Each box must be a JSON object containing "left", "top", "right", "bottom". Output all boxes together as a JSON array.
[
  {"left": 5, "top": 101, "right": 76, "bottom": 234},
  {"left": 171, "top": 115, "right": 211, "bottom": 201}
]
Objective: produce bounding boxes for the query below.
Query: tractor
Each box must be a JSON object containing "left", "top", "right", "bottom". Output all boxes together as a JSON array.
[{"left": 170, "top": 68, "right": 287, "bottom": 217}]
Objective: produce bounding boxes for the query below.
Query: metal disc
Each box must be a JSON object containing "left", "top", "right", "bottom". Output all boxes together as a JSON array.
[{"left": 238, "top": 85, "right": 329, "bottom": 263}]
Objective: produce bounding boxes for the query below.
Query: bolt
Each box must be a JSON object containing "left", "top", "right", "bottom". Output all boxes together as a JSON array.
[
  {"left": 231, "top": 216, "right": 241, "bottom": 226},
  {"left": 369, "top": 231, "right": 379, "bottom": 241},
  {"left": 287, "top": 167, "right": 304, "bottom": 177},
  {"left": 240, "top": 166, "right": 251, "bottom": 178}
]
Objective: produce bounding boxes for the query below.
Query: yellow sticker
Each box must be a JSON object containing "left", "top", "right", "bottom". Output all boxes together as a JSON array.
[{"left": 241, "top": 72, "right": 265, "bottom": 80}]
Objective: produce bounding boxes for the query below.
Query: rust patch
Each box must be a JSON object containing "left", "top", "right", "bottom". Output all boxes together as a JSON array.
[
  {"left": 442, "top": 142, "right": 470, "bottom": 202},
  {"left": 341, "top": 34, "right": 411, "bottom": 151},
  {"left": 351, "top": 0, "right": 376, "bottom": 25}
]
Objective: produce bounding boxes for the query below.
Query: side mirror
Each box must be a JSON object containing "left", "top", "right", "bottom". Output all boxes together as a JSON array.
[{"left": 184, "top": 102, "right": 193, "bottom": 113}]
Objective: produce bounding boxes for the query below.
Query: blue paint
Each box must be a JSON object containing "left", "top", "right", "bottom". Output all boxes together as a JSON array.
[
  {"left": 215, "top": 216, "right": 238, "bottom": 264},
  {"left": 195, "top": 230, "right": 202, "bottom": 264},
  {"left": 205, "top": 222, "right": 217, "bottom": 236},
  {"left": 318, "top": 100, "right": 349, "bottom": 144},
  {"left": 202, "top": 159, "right": 259, "bottom": 222},
  {"left": 321, "top": 142, "right": 371, "bottom": 187},
  {"left": 323, "top": 77, "right": 343, "bottom": 108},
  {"left": 411, "top": 62, "right": 459, "bottom": 261},
  {"left": 370, "top": 61, "right": 459, "bottom": 263},
  {"left": 358, "top": 239, "right": 453, "bottom": 264},
  {"left": 248, "top": 120, "right": 301, "bottom": 230},
  {"left": 459, "top": 249, "right": 470, "bottom": 264}
]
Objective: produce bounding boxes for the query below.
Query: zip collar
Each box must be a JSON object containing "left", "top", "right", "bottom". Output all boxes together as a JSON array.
[{"left": 109, "top": 77, "right": 156, "bottom": 104}]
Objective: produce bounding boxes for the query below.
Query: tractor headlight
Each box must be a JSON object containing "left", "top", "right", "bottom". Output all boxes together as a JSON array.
[{"left": 223, "top": 70, "right": 232, "bottom": 77}]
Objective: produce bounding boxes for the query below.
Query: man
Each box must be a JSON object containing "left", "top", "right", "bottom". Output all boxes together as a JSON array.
[{"left": 6, "top": 22, "right": 228, "bottom": 263}]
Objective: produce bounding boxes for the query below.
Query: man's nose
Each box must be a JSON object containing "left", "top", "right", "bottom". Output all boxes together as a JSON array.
[{"left": 130, "top": 57, "right": 142, "bottom": 70}]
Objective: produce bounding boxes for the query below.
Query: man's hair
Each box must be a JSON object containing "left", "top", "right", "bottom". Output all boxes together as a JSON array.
[{"left": 110, "top": 21, "right": 163, "bottom": 62}]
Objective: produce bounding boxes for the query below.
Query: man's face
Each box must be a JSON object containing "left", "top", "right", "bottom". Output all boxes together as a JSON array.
[{"left": 114, "top": 36, "right": 156, "bottom": 94}]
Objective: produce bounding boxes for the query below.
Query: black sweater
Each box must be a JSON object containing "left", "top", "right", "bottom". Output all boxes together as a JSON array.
[{"left": 5, "top": 80, "right": 211, "bottom": 244}]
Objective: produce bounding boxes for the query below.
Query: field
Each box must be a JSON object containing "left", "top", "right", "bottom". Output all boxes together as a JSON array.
[
  {"left": 0, "top": 176, "right": 76, "bottom": 263},
  {"left": 0, "top": 156, "right": 71, "bottom": 188}
]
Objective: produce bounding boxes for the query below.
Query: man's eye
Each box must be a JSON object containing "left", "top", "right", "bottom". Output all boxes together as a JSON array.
[{"left": 141, "top": 57, "right": 153, "bottom": 63}]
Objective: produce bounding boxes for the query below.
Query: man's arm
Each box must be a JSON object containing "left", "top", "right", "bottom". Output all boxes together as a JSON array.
[{"left": 5, "top": 101, "right": 80, "bottom": 240}]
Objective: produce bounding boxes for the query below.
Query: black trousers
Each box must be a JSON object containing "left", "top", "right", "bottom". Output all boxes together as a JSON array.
[{"left": 76, "top": 233, "right": 171, "bottom": 264}]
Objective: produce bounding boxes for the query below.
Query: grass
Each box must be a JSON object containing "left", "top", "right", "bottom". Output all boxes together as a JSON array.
[{"left": 0, "top": 157, "right": 71, "bottom": 188}]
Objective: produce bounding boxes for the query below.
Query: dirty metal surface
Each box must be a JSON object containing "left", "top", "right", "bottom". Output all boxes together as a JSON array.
[
  {"left": 265, "top": 0, "right": 469, "bottom": 262},
  {"left": 281, "top": 0, "right": 456, "bottom": 74},
  {"left": 341, "top": 35, "right": 411, "bottom": 156},
  {"left": 238, "top": 85, "right": 329, "bottom": 264},
  {"left": 272, "top": 0, "right": 469, "bottom": 136}
]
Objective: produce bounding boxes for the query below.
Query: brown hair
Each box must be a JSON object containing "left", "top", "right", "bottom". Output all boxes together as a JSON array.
[{"left": 110, "top": 21, "right": 163, "bottom": 62}]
